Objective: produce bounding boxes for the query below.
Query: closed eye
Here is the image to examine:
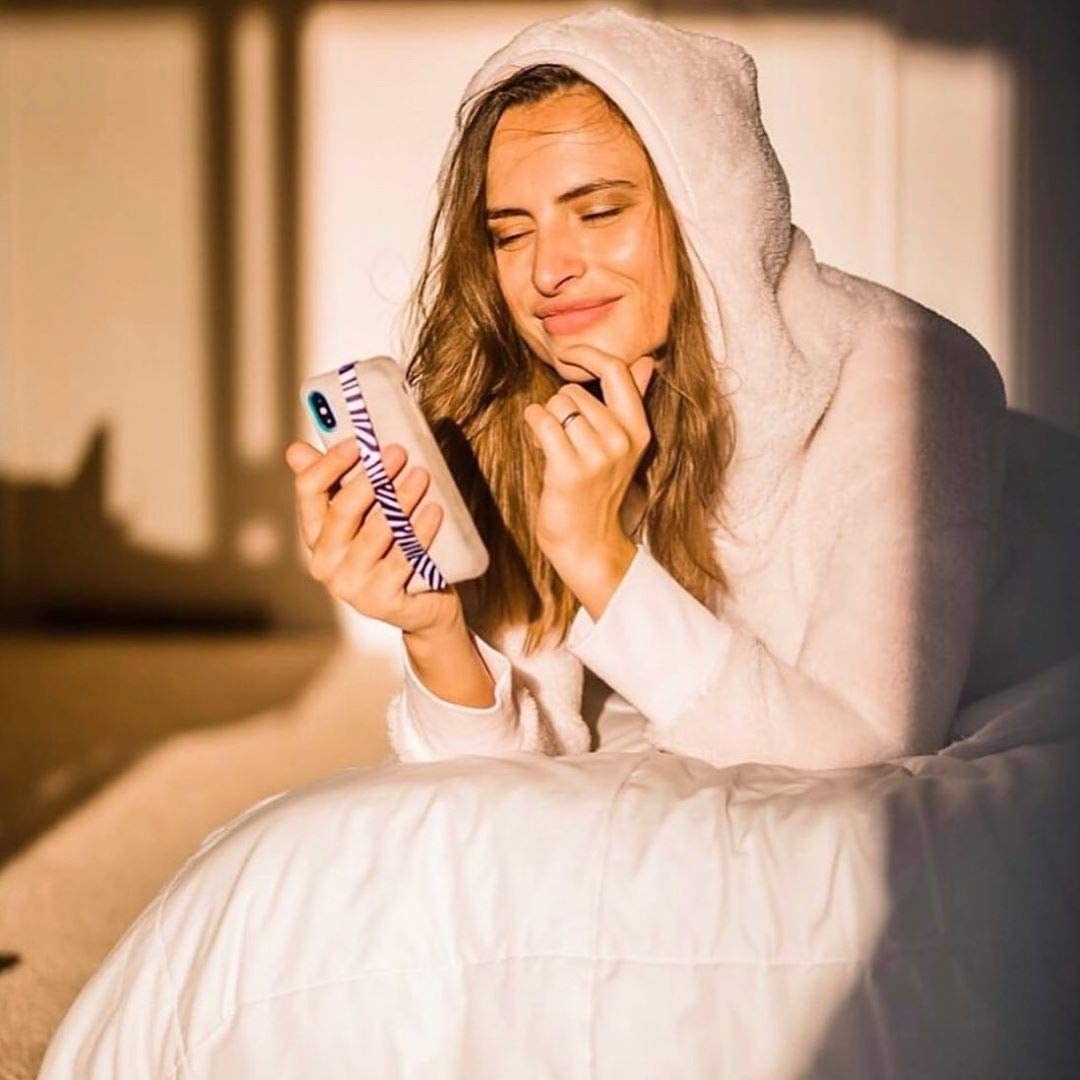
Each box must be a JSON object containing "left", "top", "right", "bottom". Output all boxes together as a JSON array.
[
  {"left": 491, "top": 208, "right": 624, "bottom": 250},
  {"left": 493, "top": 231, "right": 528, "bottom": 250}
]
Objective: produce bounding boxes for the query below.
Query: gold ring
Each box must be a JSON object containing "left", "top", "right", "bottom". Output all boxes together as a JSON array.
[{"left": 560, "top": 410, "right": 583, "bottom": 429}]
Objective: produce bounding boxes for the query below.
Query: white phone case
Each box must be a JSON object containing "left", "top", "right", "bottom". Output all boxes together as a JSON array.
[{"left": 300, "top": 357, "right": 489, "bottom": 594}]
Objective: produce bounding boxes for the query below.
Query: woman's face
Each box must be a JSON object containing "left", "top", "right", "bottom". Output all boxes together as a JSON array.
[{"left": 484, "top": 87, "right": 677, "bottom": 383}]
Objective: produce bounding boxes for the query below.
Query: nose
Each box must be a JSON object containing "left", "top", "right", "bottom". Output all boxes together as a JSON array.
[{"left": 532, "top": 218, "right": 585, "bottom": 295}]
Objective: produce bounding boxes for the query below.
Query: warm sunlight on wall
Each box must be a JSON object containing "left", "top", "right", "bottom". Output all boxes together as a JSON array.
[{"left": 1, "top": 10, "right": 210, "bottom": 555}]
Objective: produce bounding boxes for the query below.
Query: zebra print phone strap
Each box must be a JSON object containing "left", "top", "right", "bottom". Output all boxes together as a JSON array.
[{"left": 336, "top": 362, "right": 447, "bottom": 591}]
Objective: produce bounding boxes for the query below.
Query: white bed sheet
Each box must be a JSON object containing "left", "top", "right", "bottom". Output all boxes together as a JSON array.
[{"left": 39, "top": 654, "right": 1080, "bottom": 1079}]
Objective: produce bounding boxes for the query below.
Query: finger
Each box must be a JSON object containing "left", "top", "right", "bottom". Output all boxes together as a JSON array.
[
  {"left": 541, "top": 388, "right": 611, "bottom": 460},
  {"left": 523, "top": 403, "right": 582, "bottom": 472},
  {"left": 591, "top": 350, "right": 654, "bottom": 427},
  {"left": 296, "top": 439, "right": 404, "bottom": 550},
  {"left": 294, "top": 439, "right": 358, "bottom": 548},
  {"left": 342, "top": 494, "right": 445, "bottom": 607},
  {"left": 341, "top": 464, "right": 433, "bottom": 580},
  {"left": 358, "top": 463, "right": 431, "bottom": 568},
  {"left": 557, "top": 383, "right": 623, "bottom": 443},
  {"left": 556, "top": 345, "right": 654, "bottom": 437},
  {"left": 315, "top": 447, "right": 409, "bottom": 558},
  {"left": 285, "top": 440, "right": 321, "bottom": 474},
  {"left": 382, "top": 494, "right": 445, "bottom": 592}
]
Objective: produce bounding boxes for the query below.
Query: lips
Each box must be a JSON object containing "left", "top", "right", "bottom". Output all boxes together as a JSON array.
[{"left": 539, "top": 297, "right": 621, "bottom": 336}]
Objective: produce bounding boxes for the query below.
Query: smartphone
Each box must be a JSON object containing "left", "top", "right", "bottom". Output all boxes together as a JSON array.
[{"left": 300, "top": 357, "right": 489, "bottom": 594}]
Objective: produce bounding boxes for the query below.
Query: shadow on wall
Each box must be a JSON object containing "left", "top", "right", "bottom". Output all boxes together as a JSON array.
[
  {"left": 0, "top": 0, "right": 332, "bottom": 634},
  {"left": 0, "top": 425, "right": 334, "bottom": 633}
]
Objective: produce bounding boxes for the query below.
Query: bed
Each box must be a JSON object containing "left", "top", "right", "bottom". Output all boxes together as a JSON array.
[{"left": 37, "top": 652, "right": 1080, "bottom": 1078}]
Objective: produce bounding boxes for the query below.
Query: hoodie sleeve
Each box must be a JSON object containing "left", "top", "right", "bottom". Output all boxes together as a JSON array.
[
  {"left": 384, "top": 629, "right": 552, "bottom": 762},
  {"left": 566, "top": 334, "right": 1006, "bottom": 771}
]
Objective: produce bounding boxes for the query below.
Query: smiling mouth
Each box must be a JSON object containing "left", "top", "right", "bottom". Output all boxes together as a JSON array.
[{"left": 540, "top": 297, "right": 621, "bottom": 335}]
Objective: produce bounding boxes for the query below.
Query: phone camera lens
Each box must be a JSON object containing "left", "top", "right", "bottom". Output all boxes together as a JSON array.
[{"left": 307, "top": 391, "right": 337, "bottom": 432}]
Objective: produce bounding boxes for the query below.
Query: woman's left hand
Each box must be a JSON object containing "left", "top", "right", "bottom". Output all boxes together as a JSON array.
[{"left": 523, "top": 343, "right": 656, "bottom": 591}]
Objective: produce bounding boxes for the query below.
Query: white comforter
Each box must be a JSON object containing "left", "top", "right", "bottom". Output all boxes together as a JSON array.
[{"left": 39, "top": 655, "right": 1080, "bottom": 1079}]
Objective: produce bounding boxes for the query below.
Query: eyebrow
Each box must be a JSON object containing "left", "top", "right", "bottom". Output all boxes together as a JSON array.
[{"left": 485, "top": 178, "right": 639, "bottom": 220}]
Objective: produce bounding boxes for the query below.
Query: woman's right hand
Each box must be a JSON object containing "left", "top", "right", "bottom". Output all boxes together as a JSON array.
[{"left": 285, "top": 437, "right": 464, "bottom": 636}]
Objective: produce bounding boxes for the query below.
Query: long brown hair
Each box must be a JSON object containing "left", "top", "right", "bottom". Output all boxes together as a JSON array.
[{"left": 402, "top": 64, "right": 734, "bottom": 655}]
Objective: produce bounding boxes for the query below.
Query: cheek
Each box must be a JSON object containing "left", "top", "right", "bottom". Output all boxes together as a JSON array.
[
  {"left": 627, "top": 243, "right": 673, "bottom": 332},
  {"left": 496, "top": 261, "right": 530, "bottom": 322},
  {"left": 609, "top": 228, "right": 666, "bottom": 302},
  {"left": 493, "top": 261, "right": 511, "bottom": 306},
  {"left": 645, "top": 234, "right": 677, "bottom": 334},
  {"left": 653, "top": 256, "right": 676, "bottom": 328},
  {"left": 602, "top": 231, "right": 642, "bottom": 274}
]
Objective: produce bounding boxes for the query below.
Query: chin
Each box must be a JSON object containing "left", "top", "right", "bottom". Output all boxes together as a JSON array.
[
  {"left": 527, "top": 324, "right": 658, "bottom": 380},
  {"left": 552, "top": 332, "right": 643, "bottom": 370},
  {"left": 553, "top": 358, "right": 598, "bottom": 382}
]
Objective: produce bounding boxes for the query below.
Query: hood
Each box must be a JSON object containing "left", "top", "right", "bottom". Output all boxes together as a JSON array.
[{"left": 455, "top": 6, "right": 857, "bottom": 539}]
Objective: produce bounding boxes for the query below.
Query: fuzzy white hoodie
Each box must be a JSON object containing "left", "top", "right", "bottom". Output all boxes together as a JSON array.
[{"left": 385, "top": 6, "right": 1009, "bottom": 770}]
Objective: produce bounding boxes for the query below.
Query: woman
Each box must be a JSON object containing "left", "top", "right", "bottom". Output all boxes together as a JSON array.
[
  {"left": 35, "top": 12, "right": 1080, "bottom": 1073},
  {"left": 286, "top": 9, "right": 1075, "bottom": 770}
]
